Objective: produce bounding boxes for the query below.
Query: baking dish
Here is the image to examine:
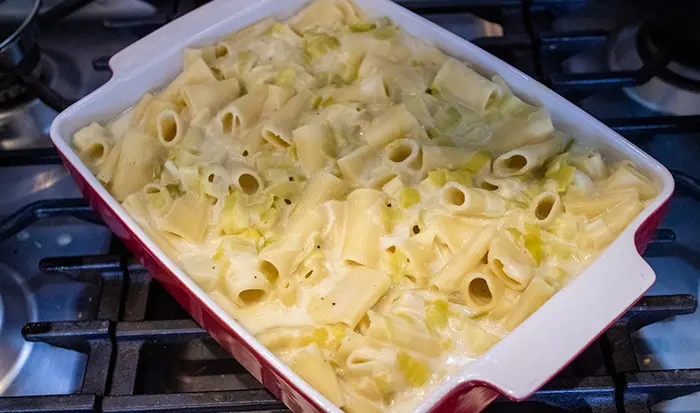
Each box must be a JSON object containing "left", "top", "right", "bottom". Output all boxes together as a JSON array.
[{"left": 48, "top": 0, "right": 674, "bottom": 411}]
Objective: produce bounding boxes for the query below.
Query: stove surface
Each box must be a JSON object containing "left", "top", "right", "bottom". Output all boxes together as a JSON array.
[
  {"left": 0, "top": 6, "right": 149, "bottom": 398},
  {"left": 1, "top": 1, "right": 700, "bottom": 412}
]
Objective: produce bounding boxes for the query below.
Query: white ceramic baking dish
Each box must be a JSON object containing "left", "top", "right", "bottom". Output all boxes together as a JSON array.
[{"left": 49, "top": 1, "right": 675, "bottom": 412}]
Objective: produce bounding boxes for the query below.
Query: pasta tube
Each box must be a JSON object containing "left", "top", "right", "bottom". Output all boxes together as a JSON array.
[
  {"left": 474, "top": 175, "right": 525, "bottom": 200},
  {"left": 289, "top": 171, "right": 348, "bottom": 223},
  {"left": 579, "top": 197, "right": 643, "bottom": 249},
  {"left": 264, "top": 85, "right": 295, "bottom": 112},
  {"left": 155, "top": 109, "right": 186, "bottom": 147},
  {"left": 530, "top": 191, "right": 562, "bottom": 227},
  {"left": 503, "top": 277, "right": 555, "bottom": 331},
  {"left": 344, "top": 390, "right": 383, "bottom": 413},
  {"left": 570, "top": 150, "right": 608, "bottom": 180},
  {"left": 72, "top": 122, "right": 114, "bottom": 171},
  {"left": 440, "top": 183, "right": 507, "bottom": 217},
  {"left": 463, "top": 319, "right": 500, "bottom": 357},
  {"left": 129, "top": 93, "right": 155, "bottom": 129},
  {"left": 330, "top": 75, "right": 389, "bottom": 104},
  {"left": 432, "top": 226, "right": 495, "bottom": 293},
  {"left": 142, "top": 183, "right": 173, "bottom": 215},
  {"left": 421, "top": 145, "right": 473, "bottom": 173},
  {"left": 223, "top": 254, "right": 273, "bottom": 306},
  {"left": 229, "top": 162, "right": 263, "bottom": 195},
  {"left": 183, "top": 46, "right": 216, "bottom": 69},
  {"left": 432, "top": 58, "right": 499, "bottom": 114},
  {"left": 564, "top": 188, "right": 639, "bottom": 218},
  {"left": 345, "top": 345, "right": 398, "bottom": 377},
  {"left": 215, "top": 18, "right": 275, "bottom": 57},
  {"left": 490, "top": 108, "right": 554, "bottom": 153},
  {"left": 601, "top": 162, "right": 657, "bottom": 200},
  {"left": 157, "top": 57, "right": 217, "bottom": 104},
  {"left": 288, "top": 343, "right": 346, "bottom": 407},
  {"left": 311, "top": 266, "right": 391, "bottom": 328},
  {"left": 181, "top": 78, "right": 240, "bottom": 115},
  {"left": 384, "top": 139, "right": 423, "bottom": 171},
  {"left": 96, "top": 139, "right": 121, "bottom": 184},
  {"left": 201, "top": 165, "right": 233, "bottom": 200},
  {"left": 255, "top": 326, "right": 317, "bottom": 351},
  {"left": 289, "top": 0, "right": 347, "bottom": 32},
  {"left": 367, "top": 313, "right": 441, "bottom": 357},
  {"left": 258, "top": 210, "right": 324, "bottom": 280},
  {"left": 425, "top": 212, "right": 479, "bottom": 252},
  {"left": 336, "top": 331, "right": 374, "bottom": 365},
  {"left": 401, "top": 239, "right": 436, "bottom": 287},
  {"left": 293, "top": 123, "right": 335, "bottom": 175},
  {"left": 341, "top": 189, "right": 385, "bottom": 268},
  {"left": 180, "top": 254, "right": 220, "bottom": 291},
  {"left": 261, "top": 90, "right": 314, "bottom": 148},
  {"left": 111, "top": 132, "right": 165, "bottom": 201},
  {"left": 161, "top": 193, "right": 210, "bottom": 243},
  {"left": 364, "top": 104, "right": 419, "bottom": 150},
  {"left": 216, "top": 85, "right": 268, "bottom": 135},
  {"left": 337, "top": 145, "right": 379, "bottom": 184},
  {"left": 462, "top": 270, "right": 505, "bottom": 316},
  {"left": 488, "top": 232, "right": 536, "bottom": 290},
  {"left": 138, "top": 99, "right": 180, "bottom": 138},
  {"left": 492, "top": 134, "right": 566, "bottom": 177}
]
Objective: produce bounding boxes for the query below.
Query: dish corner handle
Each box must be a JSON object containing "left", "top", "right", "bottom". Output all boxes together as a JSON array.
[
  {"left": 457, "top": 231, "right": 657, "bottom": 403},
  {"left": 108, "top": 49, "right": 135, "bottom": 78}
]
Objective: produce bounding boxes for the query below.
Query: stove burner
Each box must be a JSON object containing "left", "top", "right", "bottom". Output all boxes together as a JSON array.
[
  {"left": 0, "top": 74, "right": 34, "bottom": 108},
  {"left": 0, "top": 56, "right": 59, "bottom": 111},
  {"left": 608, "top": 23, "right": 700, "bottom": 116},
  {"left": 0, "top": 263, "right": 36, "bottom": 393},
  {"left": 637, "top": 24, "right": 700, "bottom": 89}
]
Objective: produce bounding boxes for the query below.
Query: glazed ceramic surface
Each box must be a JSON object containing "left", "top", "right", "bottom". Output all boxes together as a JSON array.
[{"left": 49, "top": 1, "right": 675, "bottom": 411}]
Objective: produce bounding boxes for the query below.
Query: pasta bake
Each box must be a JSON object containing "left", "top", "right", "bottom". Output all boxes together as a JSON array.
[{"left": 71, "top": 0, "right": 659, "bottom": 411}]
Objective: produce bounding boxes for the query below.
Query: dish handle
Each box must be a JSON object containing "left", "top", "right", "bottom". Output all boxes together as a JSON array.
[{"left": 430, "top": 231, "right": 657, "bottom": 411}]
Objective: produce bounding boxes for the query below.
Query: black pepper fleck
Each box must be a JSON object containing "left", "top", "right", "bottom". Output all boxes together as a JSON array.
[
  {"left": 284, "top": 199, "right": 292, "bottom": 205},
  {"left": 242, "top": 150, "right": 249, "bottom": 157},
  {"left": 289, "top": 176, "right": 294, "bottom": 181},
  {"left": 332, "top": 302, "right": 336, "bottom": 306}
]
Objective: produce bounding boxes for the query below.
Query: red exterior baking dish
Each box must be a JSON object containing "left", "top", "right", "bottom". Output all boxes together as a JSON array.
[{"left": 49, "top": 0, "right": 675, "bottom": 411}]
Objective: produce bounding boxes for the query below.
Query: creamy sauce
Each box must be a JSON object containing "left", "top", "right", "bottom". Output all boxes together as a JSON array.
[{"left": 73, "top": 1, "right": 658, "bottom": 411}]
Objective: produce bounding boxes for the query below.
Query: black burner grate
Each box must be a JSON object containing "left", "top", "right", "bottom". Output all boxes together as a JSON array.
[
  {"left": 2, "top": 1, "right": 700, "bottom": 412},
  {"left": 0, "top": 74, "right": 34, "bottom": 109}
]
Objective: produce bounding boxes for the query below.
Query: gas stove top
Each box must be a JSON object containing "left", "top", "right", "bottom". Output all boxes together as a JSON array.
[{"left": 1, "top": 1, "right": 700, "bottom": 412}]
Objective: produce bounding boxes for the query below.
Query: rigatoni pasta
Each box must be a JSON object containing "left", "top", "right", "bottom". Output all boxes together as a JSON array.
[{"left": 72, "top": 1, "right": 658, "bottom": 412}]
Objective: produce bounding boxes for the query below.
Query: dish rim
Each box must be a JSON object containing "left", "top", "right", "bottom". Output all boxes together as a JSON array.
[{"left": 49, "top": 0, "right": 675, "bottom": 411}]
